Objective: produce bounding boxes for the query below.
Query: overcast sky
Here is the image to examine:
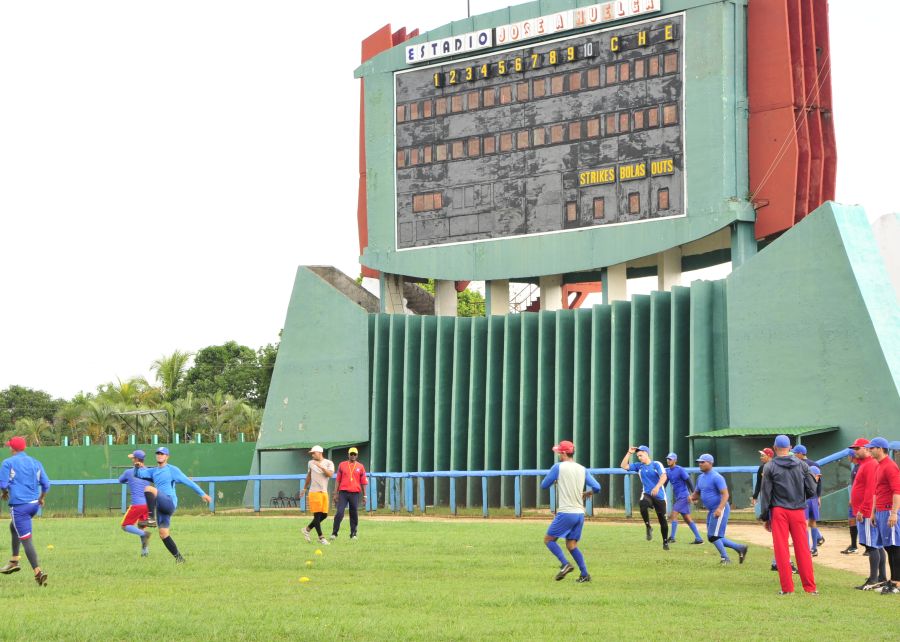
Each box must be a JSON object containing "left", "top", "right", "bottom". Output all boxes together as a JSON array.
[{"left": 0, "top": 1, "right": 895, "bottom": 400}]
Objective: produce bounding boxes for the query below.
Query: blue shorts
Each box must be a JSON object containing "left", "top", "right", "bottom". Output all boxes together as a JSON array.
[
  {"left": 9, "top": 502, "right": 40, "bottom": 540},
  {"left": 156, "top": 493, "right": 176, "bottom": 529},
  {"left": 671, "top": 496, "right": 691, "bottom": 515},
  {"left": 858, "top": 517, "right": 878, "bottom": 548},
  {"left": 805, "top": 498, "right": 820, "bottom": 521},
  {"left": 547, "top": 512, "right": 585, "bottom": 541},
  {"left": 874, "top": 510, "right": 900, "bottom": 548},
  {"left": 706, "top": 503, "right": 730, "bottom": 539},
  {"left": 848, "top": 505, "right": 854, "bottom": 520}
]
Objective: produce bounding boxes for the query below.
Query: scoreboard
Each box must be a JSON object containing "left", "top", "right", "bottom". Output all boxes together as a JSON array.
[{"left": 395, "top": 15, "right": 684, "bottom": 250}]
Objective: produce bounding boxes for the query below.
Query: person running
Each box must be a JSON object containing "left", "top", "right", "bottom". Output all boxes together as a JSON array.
[
  {"left": 134, "top": 447, "right": 210, "bottom": 563},
  {"left": 330, "top": 447, "right": 367, "bottom": 541},
  {"left": 541, "top": 440, "right": 601, "bottom": 583},
  {"left": 299, "top": 445, "right": 334, "bottom": 546},
  {"left": 758, "top": 435, "right": 817, "bottom": 595},
  {"left": 690, "top": 454, "right": 748, "bottom": 565},
  {"left": 0, "top": 437, "right": 50, "bottom": 586},
  {"left": 664, "top": 453, "right": 702, "bottom": 545},
  {"left": 620, "top": 445, "right": 669, "bottom": 549},
  {"left": 866, "top": 437, "right": 900, "bottom": 595},
  {"left": 118, "top": 450, "right": 153, "bottom": 556},
  {"left": 850, "top": 437, "right": 886, "bottom": 590}
]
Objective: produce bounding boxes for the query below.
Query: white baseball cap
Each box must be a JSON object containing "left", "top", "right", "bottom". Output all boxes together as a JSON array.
[{"left": 309, "top": 445, "right": 324, "bottom": 453}]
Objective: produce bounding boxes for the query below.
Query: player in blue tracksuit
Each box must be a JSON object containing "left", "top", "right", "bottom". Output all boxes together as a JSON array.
[
  {"left": 691, "top": 454, "right": 748, "bottom": 565},
  {"left": 135, "top": 447, "right": 210, "bottom": 563},
  {"left": 0, "top": 436, "right": 50, "bottom": 586},
  {"left": 118, "top": 450, "right": 155, "bottom": 556},
  {"left": 620, "top": 445, "right": 669, "bottom": 548},
  {"left": 664, "top": 453, "right": 703, "bottom": 544}
]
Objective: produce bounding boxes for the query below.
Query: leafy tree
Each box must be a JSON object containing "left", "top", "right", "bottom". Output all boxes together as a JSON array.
[
  {"left": 0, "top": 385, "right": 64, "bottom": 434},
  {"left": 418, "top": 280, "right": 486, "bottom": 317},
  {"left": 150, "top": 350, "right": 193, "bottom": 402},
  {"left": 255, "top": 342, "right": 278, "bottom": 408},
  {"left": 15, "top": 418, "right": 53, "bottom": 447},
  {"left": 182, "top": 341, "right": 265, "bottom": 406}
]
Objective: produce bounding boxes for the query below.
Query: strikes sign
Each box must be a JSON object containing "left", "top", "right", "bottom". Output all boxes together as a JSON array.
[{"left": 394, "top": 14, "right": 685, "bottom": 250}]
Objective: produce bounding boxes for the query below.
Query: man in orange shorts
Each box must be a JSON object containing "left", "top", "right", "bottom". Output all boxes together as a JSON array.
[
  {"left": 118, "top": 450, "right": 152, "bottom": 556},
  {"left": 299, "top": 445, "right": 334, "bottom": 546}
]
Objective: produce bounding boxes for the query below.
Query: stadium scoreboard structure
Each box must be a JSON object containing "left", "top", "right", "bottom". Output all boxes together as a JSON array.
[{"left": 357, "top": 0, "right": 757, "bottom": 281}]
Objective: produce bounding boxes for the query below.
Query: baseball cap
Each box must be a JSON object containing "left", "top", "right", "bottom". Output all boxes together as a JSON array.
[
  {"left": 696, "top": 453, "right": 714, "bottom": 464},
  {"left": 665, "top": 452, "right": 677, "bottom": 461},
  {"left": 850, "top": 438, "right": 870, "bottom": 449},
  {"left": 348, "top": 447, "right": 359, "bottom": 455},
  {"left": 865, "top": 437, "right": 890, "bottom": 450},
  {"left": 773, "top": 435, "right": 791, "bottom": 448},
  {"left": 155, "top": 447, "right": 170, "bottom": 455},
  {"left": 758, "top": 448, "right": 775, "bottom": 457},
  {"left": 792, "top": 445, "right": 807, "bottom": 455},
  {"left": 809, "top": 465, "right": 821, "bottom": 475},
  {"left": 5, "top": 436, "right": 26, "bottom": 451},
  {"left": 309, "top": 445, "right": 324, "bottom": 453},
  {"left": 128, "top": 449, "right": 146, "bottom": 461},
  {"left": 636, "top": 445, "right": 650, "bottom": 453},
  {"left": 552, "top": 440, "right": 574, "bottom": 454}
]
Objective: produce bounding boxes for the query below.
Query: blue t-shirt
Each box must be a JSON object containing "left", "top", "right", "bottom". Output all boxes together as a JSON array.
[
  {"left": 697, "top": 470, "right": 728, "bottom": 511},
  {"left": 628, "top": 460, "right": 666, "bottom": 500},
  {"left": 665, "top": 465, "right": 692, "bottom": 500},
  {"left": 0, "top": 452, "right": 51, "bottom": 505},
  {"left": 118, "top": 468, "right": 150, "bottom": 506},
  {"left": 135, "top": 463, "right": 206, "bottom": 507}
]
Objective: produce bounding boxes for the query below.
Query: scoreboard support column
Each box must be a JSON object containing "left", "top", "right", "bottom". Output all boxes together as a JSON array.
[
  {"left": 730, "top": 221, "right": 758, "bottom": 269},
  {"left": 486, "top": 280, "right": 510, "bottom": 316}
]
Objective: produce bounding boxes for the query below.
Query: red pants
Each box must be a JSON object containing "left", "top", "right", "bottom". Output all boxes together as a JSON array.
[{"left": 771, "top": 507, "right": 816, "bottom": 593}]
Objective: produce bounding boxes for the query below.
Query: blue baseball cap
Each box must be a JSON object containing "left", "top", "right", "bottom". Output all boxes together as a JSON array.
[
  {"left": 696, "top": 453, "right": 714, "bottom": 464},
  {"left": 792, "top": 445, "right": 807, "bottom": 455},
  {"left": 128, "top": 449, "right": 146, "bottom": 461},
  {"left": 665, "top": 452, "right": 678, "bottom": 461},
  {"left": 155, "top": 447, "right": 170, "bottom": 455},
  {"left": 774, "top": 435, "right": 791, "bottom": 448},
  {"left": 809, "top": 465, "right": 821, "bottom": 475},
  {"left": 637, "top": 445, "right": 650, "bottom": 453},
  {"left": 865, "top": 437, "right": 890, "bottom": 450}
]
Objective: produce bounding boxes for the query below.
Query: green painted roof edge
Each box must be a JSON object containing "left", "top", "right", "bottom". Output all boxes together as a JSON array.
[
  {"left": 687, "top": 426, "right": 838, "bottom": 439},
  {"left": 256, "top": 441, "right": 361, "bottom": 452}
]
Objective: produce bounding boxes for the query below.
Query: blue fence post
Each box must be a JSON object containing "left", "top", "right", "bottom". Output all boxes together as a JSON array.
[
  {"left": 153, "top": 434, "right": 158, "bottom": 445},
  {"left": 253, "top": 479, "right": 261, "bottom": 512},
  {"left": 121, "top": 486, "right": 127, "bottom": 513},
  {"left": 586, "top": 494, "right": 593, "bottom": 516},
  {"left": 514, "top": 476, "right": 522, "bottom": 518},
  {"left": 405, "top": 477, "right": 414, "bottom": 513},
  {"left": 217, "top": 433, "right": 223, "bottom": 444},
  {"left": 209, "top": 482, "right": 216, "bottom": 514},
  {"left": 550, "top": 485, "right": 556, "bottom": 513},
  {"left": 107, "top": 434, "right": 113, "bottom": 446},
  {"left": 418, "top": 477, "right": 426, "bottom": 514},
  {"left": 624, "top": 475, "right": 632, "bottom": 517},
  {"left": 78, "top": 485, "right": 85, "bottom": 516},
  {"left": 62, "top": 436, "right": 68, "bottom": 447},
  {"left": 482, "top": 476, "right": 489, "bottom": 518},
  {"left": 450, "top": 477, "right": 457, "bottom": 515},
  {"left": 174, "top": 433, "right": 180, "bottom": 444},
  {"left": 387, "top": 477, "right": 394, "bottom": 512},
  {"left": 129, "top": 434, "right": 136, "bottom": 445}
]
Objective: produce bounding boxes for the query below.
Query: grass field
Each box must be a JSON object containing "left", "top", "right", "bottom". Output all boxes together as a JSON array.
[{"left": 1, "top": 515, "right": 896, "bottom": 641}]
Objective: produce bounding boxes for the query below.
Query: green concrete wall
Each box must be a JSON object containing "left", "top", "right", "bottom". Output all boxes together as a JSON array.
[{"left": 356, "top": 0, "right": 755, "bottom": 280}]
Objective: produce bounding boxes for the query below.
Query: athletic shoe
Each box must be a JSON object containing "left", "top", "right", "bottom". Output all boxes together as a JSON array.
[
  {"left": 880, "top": 583, "right": 900, "bottom": 595},
  {"left": 811, "top": 549, "right": 818, "bottom": 557},
  {"left": 663, "top": 542, "right": 669, "bottom": 551},
  {"left": 856, "top": 580, "right": 884, "bottom": 591},
  {"left": 690, "top": 539, "right": 703, "bottom": 545},
  {"left": 140, "top": 532, "right": 151, "bottom": 554},
  {"left": 719, "top": 558, "right": 731, "bottom": 565},
  {"left": 770, "top": 563, "right": 778, "bottom": 572},
  {"left": 806, "top": 591, "right": 819, "bottom": 595},
  {"left": 863, "top": 549, "right": 870, "bottom": 557},
  {"left": 141, "top": 548, "right": 149, "bottom": 557},
  {"left": 554, "top": 563, "right": 575, "bottom": 581},
  {"left": 0, "top": 560, "right": 21, "bottom": 574},
  {"left": 34, "top": 571, "right": 48, "bottom": 587},
  {"left": 175, "top": 555, "right": 185, "bottom": 564},
  {"left": 138, "top": 519, "right": 157, "bottom": 529},
  {"left": 817, "top": 536, "right": 825, "bottom": 547},
  {"left": 778, "top": 590, "right": 793, "bottom": 595},
  {"left": 840, "top": 546, "right": 858, "bottom": 555},
  {"left": 329, "top": 534, "right": 337, "bottom": 541},
  {"left": 302, "top": 528, "right": 311, "bottom": 543},
  {"left": 791, "top": 563, "right": 798, "bottom": 574},
  {"left": 645, "top": 525, "right": 652, "bottom": 541},
  {"left": 576, "top": 574, "right": 591, "bottom": 583},
  {"left": 350, "top": 535, "right": 358, "bottom": 540},
  {"left": 738, "top": 546, "right": 748, "bottom": 564},
  {"left": 666, "top": 537, "right": 676, "bottom": 543},
  {"left": 318, "top": 537, "right": 330, "bottom": 546}
]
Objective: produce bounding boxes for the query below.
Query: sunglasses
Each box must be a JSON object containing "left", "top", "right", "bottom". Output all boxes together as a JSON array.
[{"left": 349, "top": 453, "right": 358, "bottom": 457}]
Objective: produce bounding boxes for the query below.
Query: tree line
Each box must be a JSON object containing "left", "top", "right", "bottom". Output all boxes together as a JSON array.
[{"left": 0, "top": 341, "right": 278, "bottom": 447}]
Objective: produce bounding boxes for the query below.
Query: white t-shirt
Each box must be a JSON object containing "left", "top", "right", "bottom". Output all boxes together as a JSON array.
[{"left": 307, "top": 458, "right": 334, "bottom": 493}]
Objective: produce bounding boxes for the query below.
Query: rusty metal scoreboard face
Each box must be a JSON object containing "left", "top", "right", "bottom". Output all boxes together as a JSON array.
[{"left": 394, "top": 15, "right": 684, "bottom": 250}]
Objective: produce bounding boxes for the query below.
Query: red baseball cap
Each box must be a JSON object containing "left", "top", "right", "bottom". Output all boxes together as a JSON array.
[
  {"left": 5, "top": 436, "right": 26, "bottom": 451},
  {"left": 758, "top": 448, "right": 774, "bottom": 457},
  {"left": 849, "top": 438, "right": 869, "bottom": 449},
  {"left": 552, "top": 440, "right": 574, "bottom": 454}
]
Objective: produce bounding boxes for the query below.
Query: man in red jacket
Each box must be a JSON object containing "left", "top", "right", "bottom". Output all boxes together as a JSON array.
[
  {"left": 850, "top": 439, "right": 884, "bottom": 590},
  {"left": 330, "top": 447, "right": 368, "bottom": 541}
]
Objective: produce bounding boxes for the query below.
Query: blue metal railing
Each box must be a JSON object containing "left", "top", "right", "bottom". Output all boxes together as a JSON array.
[{"left": 21, "top": 448, "right": 857, "bottom": 518}]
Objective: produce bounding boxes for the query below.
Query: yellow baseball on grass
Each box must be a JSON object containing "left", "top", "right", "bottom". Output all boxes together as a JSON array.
[
  {"left": 299, "top": 576, "right": 310, "bottom": 583},
  {"left": 47, "top": 544, "right": 54, "bottom": 550},
  {"left": 314, "top": 549, "right": 323, "bottom": 556},
  {"left": 305, "top": 560, "right": 313, "bottom": 567}
]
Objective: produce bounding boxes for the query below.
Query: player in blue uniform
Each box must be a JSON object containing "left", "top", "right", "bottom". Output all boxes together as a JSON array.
[
  {"left": 620, "top": 445, "right": 669, "bottom": 549},
  {"left": 691, "top": 454, "right": 748, "bottom": 565},
  {"left": 0, "top": 437, "right": 50, "bottom": 586},
  {"left": 541, "top": 440, "right": 602, "bottom": 583},
  {"left": 118, "top": 450, "right": 153, "bottom": 556},
  {"left": 664, "top": 453, "right": 703, "bottom": 544},
  {"left": 807, "top": 465, "right": 823, "bottom": 556},
  {"left": 135, "top": 447, "right": 210, "bottom": 563}
]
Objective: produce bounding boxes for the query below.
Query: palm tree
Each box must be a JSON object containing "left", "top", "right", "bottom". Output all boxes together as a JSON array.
[
  {"left": 81, "top": 400, "right": 117, "bottom": 444},
  {"left": 14, "top": 418, "right": 53, "bottom": 447},
  {"left": 151, "top": 350, "right": 193, "bottom": 403}
]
